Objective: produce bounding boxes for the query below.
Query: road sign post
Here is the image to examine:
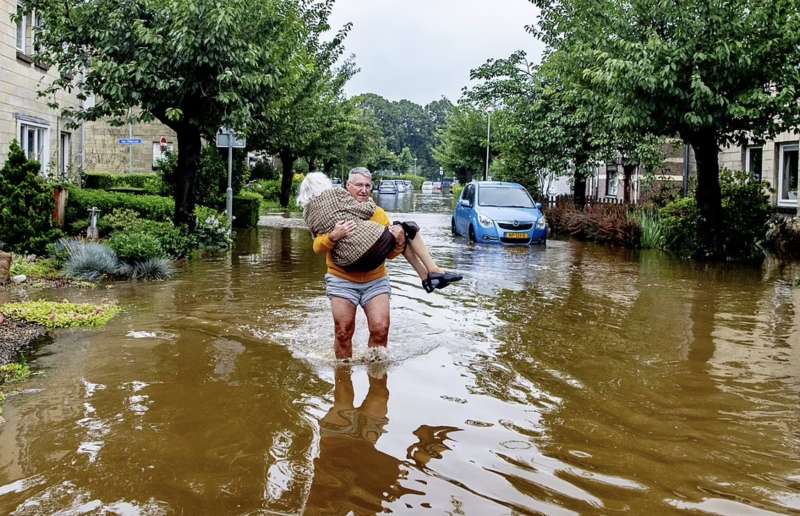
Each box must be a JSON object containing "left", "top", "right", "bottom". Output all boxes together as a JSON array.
[{"left": 216, "top": 128, "right": 246, "bottom": 234}]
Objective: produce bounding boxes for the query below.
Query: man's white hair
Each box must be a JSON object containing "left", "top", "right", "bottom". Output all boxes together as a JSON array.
[
  {"left": 296, "top": 172, "right": 333, "bottom": 208},
  {"left": 347, "top": 167, "right": 372, "bottom": 184}
]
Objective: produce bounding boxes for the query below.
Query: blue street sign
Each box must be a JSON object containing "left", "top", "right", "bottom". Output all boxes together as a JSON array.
[{"left": 118, "top": 138, "right": 144, "bottom": 145}]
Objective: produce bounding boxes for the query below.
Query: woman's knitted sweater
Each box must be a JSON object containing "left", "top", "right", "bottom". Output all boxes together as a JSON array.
[{"left": 303, "top": 188, "right": 386, "bottom": 267}]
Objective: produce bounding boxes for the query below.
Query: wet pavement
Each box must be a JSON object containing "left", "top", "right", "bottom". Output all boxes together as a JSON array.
[{"left": 0, "top": 192, "right": 798, "bottom": 514}]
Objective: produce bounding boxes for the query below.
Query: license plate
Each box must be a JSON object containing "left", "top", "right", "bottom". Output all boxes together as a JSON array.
[{"left": 506, "top": 232, "right": 528, "bottom": 239}]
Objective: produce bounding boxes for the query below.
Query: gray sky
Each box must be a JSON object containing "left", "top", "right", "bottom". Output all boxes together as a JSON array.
[{"left": 329, "top": 0, "right": 544, "bottom": 106}]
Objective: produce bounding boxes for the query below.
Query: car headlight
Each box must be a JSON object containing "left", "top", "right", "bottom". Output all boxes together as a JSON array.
[
  {"left": 536, "top": 217, "right": 547, "bottom": 230},
  {"left": 478, "top": 214, "right": 493, "bottom": 228}
]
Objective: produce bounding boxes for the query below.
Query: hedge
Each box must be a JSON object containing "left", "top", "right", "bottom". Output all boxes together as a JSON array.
[
  {"left": 233, "top": 193, "right": 260, "bottom": 228},
  {"left": 83, "top": 172, "right": 165, "bottom": 195},
  {"left": 66, "top": 186, "right": 174, "bottom": 225}
]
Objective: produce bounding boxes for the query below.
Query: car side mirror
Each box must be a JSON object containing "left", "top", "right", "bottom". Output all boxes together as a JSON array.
[
  {"left": 535, "top": 202, "right": 542, "bottom": 209},
  {"left": 460, "top": 199, "right": 471, "bottom": 207}
]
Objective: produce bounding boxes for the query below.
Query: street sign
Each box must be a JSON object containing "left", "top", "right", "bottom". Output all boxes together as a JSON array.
[
  {"left": 215, "top": 127, "right": 246, "bottom": 149},
  {"left": 118, "top": 138, "right": 143, "bottom": 145}
]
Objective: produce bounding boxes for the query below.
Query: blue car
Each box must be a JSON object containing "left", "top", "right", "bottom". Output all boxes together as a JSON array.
[{"left": 452, "top": 181, "right": 547, "bottom": 244}]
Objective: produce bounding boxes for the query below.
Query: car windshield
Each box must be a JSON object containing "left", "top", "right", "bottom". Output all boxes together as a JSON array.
[{"left": 478, "top": 187, "right": 534, "bottom": 208}]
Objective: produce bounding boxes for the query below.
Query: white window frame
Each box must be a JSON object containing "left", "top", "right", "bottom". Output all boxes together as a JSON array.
[
  {"left": 17, "top": 120, "right": 50, "bottom": 174},
  {"left": 15, "top": 2, "right": 27, "bottom": 53},
  {"left": 60, "top": 132, "right": 71, "bottom": 178},
  {"left": 778, "top": 143, "right": 798, "bottom": 207},
  {"left": 745, "top": 146, "right": 763, "bottom": 181}
]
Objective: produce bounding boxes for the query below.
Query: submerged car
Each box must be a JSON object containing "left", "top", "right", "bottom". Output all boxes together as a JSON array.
[
  {"left": 377, "top": 180, "right": 398, "bottom": 195},
  {"left": 452, "top": 181, "right": 547, "bottom": 244}
]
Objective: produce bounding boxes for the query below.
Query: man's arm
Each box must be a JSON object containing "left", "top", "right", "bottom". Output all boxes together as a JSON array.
[
  {"left": 313, "top": 221, "right": 356, "bottom": 255},
  {"left": 373, "top": 209, "right": 405, "bottom": 259}
]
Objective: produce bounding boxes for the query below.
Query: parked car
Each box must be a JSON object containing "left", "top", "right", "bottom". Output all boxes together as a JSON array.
[
  {"left": 396, "top": 180, "right": 409, "bottom": 193},
  {"left": 421, "top": 181, "right": 434, "bottom": 193},
  {"left": 452, "top": 181, "right": 547, "bottom": 245},
  {"left": 377, "top": 180, "right": 398, "bottom": 195}
]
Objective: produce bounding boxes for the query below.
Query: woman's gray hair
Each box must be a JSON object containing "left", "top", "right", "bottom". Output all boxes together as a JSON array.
[
  {"left": 348, "top": 167, "right": 372, "bottom": 184},
  {"left": 296, "top": 172, "right": 333, "bottom": 208}
]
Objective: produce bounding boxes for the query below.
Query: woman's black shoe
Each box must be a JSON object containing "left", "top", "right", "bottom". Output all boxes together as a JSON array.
[{"left": 427, "top": 271, "right": 463, "bottom": 290}]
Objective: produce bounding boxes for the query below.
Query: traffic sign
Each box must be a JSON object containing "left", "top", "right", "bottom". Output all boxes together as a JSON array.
[
  {"left": 216, "top": 127, "right": 246, "bottom": 149},
  {"left": 118, "top": 138, "right": 143, "bottom": 145}
]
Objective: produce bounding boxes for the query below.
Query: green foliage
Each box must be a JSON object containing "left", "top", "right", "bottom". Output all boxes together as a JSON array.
[
  {"left": 9, "top": 257, "right": 60, "bottom": 279},
  {"left": 108, "top": 231, "right": 165, "bottom": 263},
  {"left": 634, "top": 210, "right": 666, "bottom": 250},
  {"left": 660, "top": 170, "right": 771, "bottom": 260},
  {"left": 233, "top": 193, "right": 261, "bottom": 229},
  {"left": 194, "top": 206, "right": 232, "bottom": 250},
  {"left": 0, "top": 363, "right": 31, "bottom": 385},
  {"left": 65, "top": 187, "right": 174, "bottom": 226},
  {"left": 250, "top": 159, "right": 278, "bottom": 181},
  {"left": 0, "top": 142, "right": 60, "bottom": 254},
  {"left": 0, "top": 301, "right": 121, "bottom": 329},
  {"left": 83, "top": 172, "right": 166, "bottom": 195},
  {"left": 248, "top": 176, "right": 303, "bottom": 204},
  {"left": 196, "top": 146, "right": 249, "bottom": 206},
  {"left": 433, "top": 105, "right": 493, "bottom": 184},
  {"left": 765, "top": 216, "right": 800, "bottom": 259}
]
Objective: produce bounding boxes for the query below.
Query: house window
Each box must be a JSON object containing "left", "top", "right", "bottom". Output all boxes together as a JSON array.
[
  {"left": 18, "top": 121, "right": 49, "bottom": 173},
  {"left": 606, "top": 163, "right": 619, "bottom": 197},
  {"left": 15, "top": 3, "right": 27, "bottom": 52},
  {"left": 152, "top": 141, "right": 174, "bottom": 168},
  {"left": 746, "top": 146, "right": 763, "bottom": 181},
  {"left": 779, "top": 143, "right": 798, "bottom": 206},
  {"left": 60, "top": 132, "right": 71, "bottom": 178}
]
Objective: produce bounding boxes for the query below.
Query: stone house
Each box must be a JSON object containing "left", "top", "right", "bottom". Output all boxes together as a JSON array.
[{"left": 1, "top": 0, "right": 176, "bottom": 176}]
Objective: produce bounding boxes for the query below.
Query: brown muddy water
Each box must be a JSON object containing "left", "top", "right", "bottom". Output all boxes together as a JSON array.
[{"left": 0, "top": 192, "right": 798, "bottom": 515}]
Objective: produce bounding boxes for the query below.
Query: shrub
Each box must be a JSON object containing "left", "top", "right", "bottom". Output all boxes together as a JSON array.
[
  {"left": 545, "top": 202, "right": 640, "bottom": 247},
  {"left": 10, "top": 256, "right": 61, "bottom": 279},
  {"left": 233, "top": 192, "right": 261, "bottom": 228},
  {"left": 764, "top": 215, "right": 800, "bottom": 258},
  {"left": 63, "top": 240, "right": 122, "bottom": 280},
  {"left": 194, "top": 206, "right": 232, "bottom": 250},
  {"left": 108, "top": 231, "right": 165, "bottom": 262},
  {"left": 250, "top": 159, "right": 278, "bottom": 180},
  {"left": 0, "top": 300, "right": 120, "bottom": 328},
  {"left": 65, "top": 187, "right": 174, "bottom": 226},
  {"left": 0, "top": 363, "right": 31, "bottom": 384},
  {"left": 196, "top": 146, "right": 250, "bottom": 206},
  {"left": 154, "top": 151, "right": 177, "bottom": 197},
  {"left": 639, "top": 179, "right": 684, "bottom": 209},
  {"left": 249, "top": 175, "right": 303, "bottom": 204},
  {"left": 634, "top": 210, "right": 666, "bottom": 249},
  {"left": 660, "top": 169, "right": 772, "bottom": 260},
  {"left": 131, "top": 258, "right": 174, "bottom": 280},
  {"left": 128, "top": 220, "right": 195, "bottom": 258},
  {"left": 0, "top": 141, "right": 60, "bottom": 254},
  {"left": 83, "top": 172, "right": 166, "bottom": 195}
]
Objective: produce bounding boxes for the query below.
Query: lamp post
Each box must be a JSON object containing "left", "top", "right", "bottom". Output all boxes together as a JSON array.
[
  {"left": 414, "top": 157, "right": 417, "bottom": 176},
  {"left": 485, "top": 106, "right": 494, "bottom": 181}
]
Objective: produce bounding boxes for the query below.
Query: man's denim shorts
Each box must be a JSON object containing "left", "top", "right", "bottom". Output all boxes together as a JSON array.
[{"left": 325, "top": 274, "right": 391, "bottom": 308}]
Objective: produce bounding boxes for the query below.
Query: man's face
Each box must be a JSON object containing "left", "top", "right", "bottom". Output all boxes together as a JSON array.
[{"left": 347, "top": 175, "right": 372, "bottom": 203}]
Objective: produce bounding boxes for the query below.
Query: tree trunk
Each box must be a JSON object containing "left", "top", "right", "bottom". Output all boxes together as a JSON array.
[
  {"left": 573, "top": 171, "right": 587, "bottom": 208},
  {"left": 323, "top": 159, "right": 335, "bottom": 175},
  {"left": 279, "top": 150, "right": 296, "bottom": 207},
  {"left": 623, "top": 163, "right": 636, "bottom": 204},
  {"left": 307, "top": 156, "right": 317, "bottom": 172},
  {"left": 691, "top": 132, "right": 723, "bottom": 260},
  {"left": 174, "top": 124, "right": 202, "bottom": 229}
]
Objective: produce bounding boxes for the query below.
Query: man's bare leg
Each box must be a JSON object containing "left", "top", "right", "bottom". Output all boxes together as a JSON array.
[
  {"left": 331, "top": 297, "right": 357, "bottom": 359},
  {"left": 363, "top": 293, "right": 390, "bottom": 349}
]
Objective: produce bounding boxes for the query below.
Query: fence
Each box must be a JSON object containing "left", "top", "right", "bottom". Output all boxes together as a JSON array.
[{"left": 542, "top": 194, "right": 635, "bottom": 209}]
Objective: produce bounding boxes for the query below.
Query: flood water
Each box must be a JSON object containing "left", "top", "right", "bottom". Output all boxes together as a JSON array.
[{"left": 0, "top": 192, "right": 798, "bottom": 514}]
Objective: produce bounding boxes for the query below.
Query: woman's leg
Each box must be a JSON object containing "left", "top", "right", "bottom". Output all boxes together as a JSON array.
[{"left": 404, "top": 232, "right": 442, "bottom": 275}]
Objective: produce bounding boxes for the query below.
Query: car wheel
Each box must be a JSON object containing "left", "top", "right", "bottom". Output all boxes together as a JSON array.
[
  {"left": 468, "top": 224, "right": 476, "bottom": 243},
  {"left": 451, "top": 217, "right": 457, "bottom": 235}
]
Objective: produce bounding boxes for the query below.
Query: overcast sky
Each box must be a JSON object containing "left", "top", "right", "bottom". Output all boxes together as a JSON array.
[{"left": 329, "top": 0, "right": 545, "bottom": 106}]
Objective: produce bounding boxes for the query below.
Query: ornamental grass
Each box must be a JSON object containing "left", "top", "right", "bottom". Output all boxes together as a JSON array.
[{"left": 0, "top": 300, "right": 121, "bottom": 329}]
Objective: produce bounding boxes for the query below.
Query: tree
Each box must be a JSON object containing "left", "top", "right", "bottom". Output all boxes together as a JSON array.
[
  {"left": 249, "top": 3, "right": 353, "bottom": 206},
  {"left": 432, "top": 105, "right": 495, "bottom": 184},
  {"left": 24, "top": 0, "right": 312, "bottom": 227},
  {"left": 531, "top": 0, "right": 800, "bottom": 258}
]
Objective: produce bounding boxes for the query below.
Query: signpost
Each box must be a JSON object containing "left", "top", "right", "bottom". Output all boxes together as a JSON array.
[{"left": 215, "top": 127, "right": 246, "bottom": 233}]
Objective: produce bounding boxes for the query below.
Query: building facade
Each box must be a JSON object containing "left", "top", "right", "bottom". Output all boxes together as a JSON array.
[
  {"left": 1, "top": 0, "right": 176, "bottom": 176},
  {"left": 719, "top": 131, "right": 799, "bottom": 213}
]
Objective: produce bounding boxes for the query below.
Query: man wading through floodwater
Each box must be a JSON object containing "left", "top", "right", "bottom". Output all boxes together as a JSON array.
[{"left": 300, "top": 167, "right": 461, "bottom": 359}]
